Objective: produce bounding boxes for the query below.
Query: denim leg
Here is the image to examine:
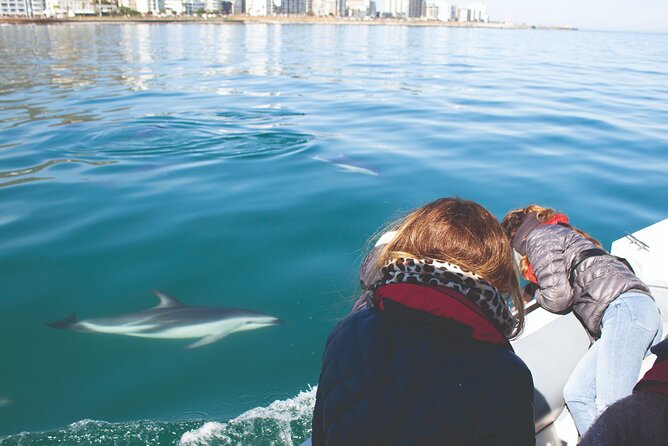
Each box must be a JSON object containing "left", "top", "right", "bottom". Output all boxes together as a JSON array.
[
  {"left": 563, "top": 338, "right": 599, "bottom": 435},
  {"left": 595, "top": 292, "right": 662, "bottom": 416}
]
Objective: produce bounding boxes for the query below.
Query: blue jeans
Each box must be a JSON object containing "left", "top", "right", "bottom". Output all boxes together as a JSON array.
[{"left": 563, "top": 291, "right": 662, "bottom": 435}]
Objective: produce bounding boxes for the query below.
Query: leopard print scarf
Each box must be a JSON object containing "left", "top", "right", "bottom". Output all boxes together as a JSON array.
[{"left": 371, "top": 257, "right": 518, "bottom": 336}]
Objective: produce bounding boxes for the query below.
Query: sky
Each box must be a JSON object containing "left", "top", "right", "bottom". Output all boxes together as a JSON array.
[
  {"left": 481, "top": 0, "right": 668, "bottom": 33},
  {"left": 375, "top": 0, "right": 668, "bottom": 33}
]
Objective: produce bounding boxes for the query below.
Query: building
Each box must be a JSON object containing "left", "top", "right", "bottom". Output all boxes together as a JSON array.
[
  {"left": 246, "top": 0, "right": 269, "bottom": 15},
  {"left": 407, "top": 0, "right": 423, "bottom": 18},
  {"left": 183, "top": 0, "right": 205, "bottom": 12},
  {"left": 276, "top": 0, "right": 305, "bottom": 14},
  {"left": 455, "top": 3, "right": 487, "bottom": 22},
  {"left": 345, "top": 0, "right": 367, "bottom": 16},
  {"left": 424, "top": 2, "right": 437, "bottom": 19},
  {"left": 1, "top": 0, "right": 46, "bottom": 16},
  {"left": 164, "top": 0, "right": 183, "bottom": 13},
  {"left": 136, "top": 0, "right": 160, "bottom": 13},
  {"left": 204, "top": 0, "right": 221, "bottom": 12},
  {"left": 455, "top": 6, "right": 467, "bottom": 21},
  {"left": 118, "top": 0, "right": 160, "bottom": 13},
  {"left": 46, "top": 0, "right": 96, "bottom": 16},
  {"left": 468, "top": 2, "right": 487, "bottom": 22},
  {"left": 311, "top": 0, "right": 335, "bottom": 16},
  {"left": 232, "top": 0, "right": 243, "bottom": 12},
  {"left": 432, "top": 1, "right": 453, "bottom": 20},
  {"left": 387, "top": 0, "right": 407, "bottom": 17},
  {"left": 245, "top": 0, "right": 262, "bottom": 15}
]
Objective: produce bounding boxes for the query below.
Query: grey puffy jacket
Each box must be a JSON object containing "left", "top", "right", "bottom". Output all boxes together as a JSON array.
[{"left": 526, "top": 224, "right": 651, "bottom": 338}]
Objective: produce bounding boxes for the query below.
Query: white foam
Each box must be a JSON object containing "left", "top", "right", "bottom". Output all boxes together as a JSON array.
[
  {"left": 179, "top": 421, "right": 226, "bottom": 445},
  {"left": 178, "top": 387, "right": 317, "bottom": 446}
]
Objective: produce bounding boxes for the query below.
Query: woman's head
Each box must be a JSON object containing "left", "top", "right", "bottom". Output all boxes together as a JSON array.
[
  {"left": 501, "top": 204, "right": 600, "bottom": 249},
  {"left": 501, "top": 204, "right": 600, "bottom": 283},
  {"left": 374, "top": 197, "right": 524, "bottom": 337}
]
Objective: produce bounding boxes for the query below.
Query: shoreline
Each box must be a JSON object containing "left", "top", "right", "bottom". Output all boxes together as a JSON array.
[{"left": 0, "top": 16, "right": 577, "bottom": 30}]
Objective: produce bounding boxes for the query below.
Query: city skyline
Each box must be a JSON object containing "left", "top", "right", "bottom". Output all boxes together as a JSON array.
[{"left": 2, "top": 0, "right": 667, "bottom": 33}]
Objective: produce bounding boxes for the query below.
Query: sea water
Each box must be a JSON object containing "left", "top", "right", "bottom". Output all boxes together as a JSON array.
[{"left": 0, "top": 23, "right": 667, "bottom": 444}]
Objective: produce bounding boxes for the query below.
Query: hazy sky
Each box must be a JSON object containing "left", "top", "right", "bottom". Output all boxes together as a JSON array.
[
  {"left": 376, "top": 1, "right": 667, "bottom": 33},
  {"left": 482, "top": 0, "right": 667, "bottom": 33}
]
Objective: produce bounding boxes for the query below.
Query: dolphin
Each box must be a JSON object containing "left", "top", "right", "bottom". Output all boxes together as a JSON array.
[
  {"left": 46, "top": 291, "right": 283, "bottom": 349},
  {"left": 313, "top": 155, "right": 380, "bottom": 176}
]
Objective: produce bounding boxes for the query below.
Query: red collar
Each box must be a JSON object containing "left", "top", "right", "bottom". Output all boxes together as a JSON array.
[
  {"left": 543, "top": 214, "right": 569, "bottom": 226},
  {"left": 374, "top": 283, "right": 512, "bottom": 350},
  {"left": 635, "top": 357, "right": 668, "bottom": 396}
]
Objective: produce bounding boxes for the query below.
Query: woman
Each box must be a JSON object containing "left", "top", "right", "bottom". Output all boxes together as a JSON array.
[
  {"left": 501, "top": 205, "right": 662, "bottom": 436},
  {"left": 312, "top": 198, "right": 535, "bottom": 446}
]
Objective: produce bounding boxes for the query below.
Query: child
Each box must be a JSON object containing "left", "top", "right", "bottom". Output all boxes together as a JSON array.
[
  {"left": 312, "top": 198, "right": 535, "bottom": 446},
  {"left": 502, "top": 205, "right": 662, "bottom": 436}
]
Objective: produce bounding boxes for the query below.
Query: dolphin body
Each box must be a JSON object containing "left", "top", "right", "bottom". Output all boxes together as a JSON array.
[
  {"left": 313, "top": 155, "right": 380, "bottom": 176},
  {"left": 47, "top": 291, "right": 283, "bottom": 349}
]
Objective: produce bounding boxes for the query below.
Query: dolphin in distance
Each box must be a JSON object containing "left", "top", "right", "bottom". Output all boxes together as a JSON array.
[
  {"left": 47, "top": 291, "right": 283, "bottom": 349},
  {"left": 313, "top": 155, "right": 380, "bottom": 176}
]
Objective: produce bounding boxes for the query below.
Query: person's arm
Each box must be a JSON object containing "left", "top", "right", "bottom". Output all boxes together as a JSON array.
[{"left": 527, "top": 227, "right": 575, "bottom": 313}]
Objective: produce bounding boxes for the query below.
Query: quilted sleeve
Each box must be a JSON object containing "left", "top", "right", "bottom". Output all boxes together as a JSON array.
[{"left": 527, "top": 226, "right": 575, "bottom": 313}]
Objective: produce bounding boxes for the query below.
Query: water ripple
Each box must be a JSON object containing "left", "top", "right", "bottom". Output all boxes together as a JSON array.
[
  {"left": 0, "top": 159, "right": 116, "bottom": 189},
  {"left": 63, "top": 111, "right": 313, "bottom": 160}
]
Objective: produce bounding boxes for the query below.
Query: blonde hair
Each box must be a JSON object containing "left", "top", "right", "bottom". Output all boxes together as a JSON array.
[
  {"left": 501, "top": 204, "right": 601, "bottom": 282},
  {"left": 373, "top": 197, "right": 525, "bottom": 338}
]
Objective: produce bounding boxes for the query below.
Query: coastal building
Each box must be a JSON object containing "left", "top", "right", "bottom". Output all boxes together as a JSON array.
[
  {"left": 311, "top": 0, "right": 336, "bottom": 16},
  {"left": 276, "top": 0, "right": 305, "bottom": 15},
  {"left": 387, "top": 0, "right": 407, "bottom": 18},
  {"left": 232, "top": 0, "right": 243, "bottom": 13},
  {"left": 183, "top": 0, "right": 205, "bottom": 12},
  {"left": 345, "top": 0, "right": 368, "bottom": 17},
  {"left": 204, "top": 0, "right": 221, "bottom": 12},
  {"left": 164, "top": 0, "right": 183, "bottom": 13},
  {"left": 118, "top": 0, "right": 160, "bottom": 14},
  {"left": 246, "top": 0, "right": 274, "bottom": 15},
  {"left": 455, "top": 3, "right": 487, "bottom": 22},
  {"left": 424, "top": 2, "right": 437, "bottom": 20},
  {"left": 434, "top": 1, "right": 453, "bottom": 20},
  {"left": 45, "top": 0, "right": 97, "bottom": 16},
  {"left": 1, "top": 0, "right": 46, "bottom": 16},
  {"left": 468, "top": 2, "right": 487, "bottom": 22},
  {"left": 407, "top": 0, "right": 424, "bottom": 18},
  {"left": 455, "top": 6, "right": 467, "bottom": 21}
]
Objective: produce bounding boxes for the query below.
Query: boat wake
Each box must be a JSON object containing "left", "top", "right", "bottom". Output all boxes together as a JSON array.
[
  {"left": 179, "top": 387, "right": 316, "bottom": 445},
  {"left": 0, "top": 388, "right": 317, "bottom": 446}
]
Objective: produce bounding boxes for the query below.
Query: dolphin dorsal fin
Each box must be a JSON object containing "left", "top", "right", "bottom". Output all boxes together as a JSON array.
[{"left": 153, "top": 290, "right": 184, "bottom": 308}]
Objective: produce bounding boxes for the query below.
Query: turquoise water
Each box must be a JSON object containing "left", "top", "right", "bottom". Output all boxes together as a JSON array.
[{"left": 1, "top": 23, "right": 667, "bottom": 444}]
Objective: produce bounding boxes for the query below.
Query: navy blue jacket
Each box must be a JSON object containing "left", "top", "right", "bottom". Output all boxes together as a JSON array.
[{"left": 312, "top": 283, "right": 535, "bottom": 446}]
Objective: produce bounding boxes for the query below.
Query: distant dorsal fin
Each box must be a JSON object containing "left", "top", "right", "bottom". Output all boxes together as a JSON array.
[{"left": 152, "top": 290, "right": 184, "bottom": 308}]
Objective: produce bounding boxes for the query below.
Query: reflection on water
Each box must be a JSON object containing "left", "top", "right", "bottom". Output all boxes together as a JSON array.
[{"left": 0, "top": 159, "right": 115, "bottom": 188}]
